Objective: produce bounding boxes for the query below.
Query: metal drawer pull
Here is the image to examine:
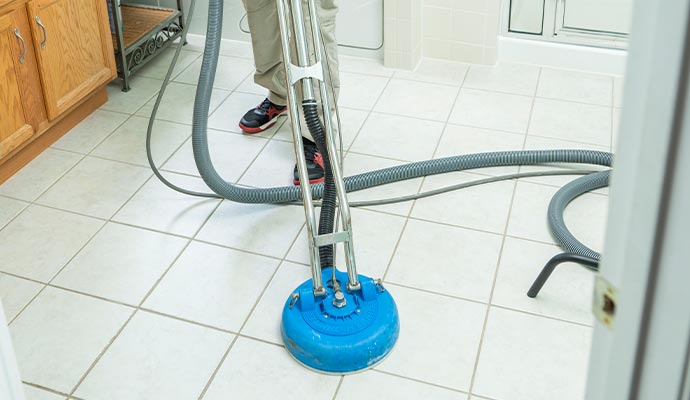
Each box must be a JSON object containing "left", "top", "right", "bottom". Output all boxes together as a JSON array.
[
  {"left": 35, "top": 16, "right": 46, "bottom": 49},
  {"left": 13, "top": 28, "right": 26, "bottom": 64}
]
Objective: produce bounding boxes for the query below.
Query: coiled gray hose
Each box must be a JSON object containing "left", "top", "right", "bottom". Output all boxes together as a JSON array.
[
  {"left": 548, "top": 170, "right": 610, "bottom": 260},
  {"left": 170, "top": 0, "right": 613, "bottom": 260}
]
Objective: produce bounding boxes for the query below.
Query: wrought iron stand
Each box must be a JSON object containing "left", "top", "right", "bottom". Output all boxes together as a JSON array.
[{"left": 109, "top": 0, "right": 186, "bottom": 91}]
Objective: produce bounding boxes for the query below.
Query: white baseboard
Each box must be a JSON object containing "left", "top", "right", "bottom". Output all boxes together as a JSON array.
[{"left": 498, "top": 36, "right": 628, "bottom": 76}]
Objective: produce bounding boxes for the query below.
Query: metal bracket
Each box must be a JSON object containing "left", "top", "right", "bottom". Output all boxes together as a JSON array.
[
  {"left": 289, "top": 62, "right": 324, "bottom": 85},
  {"left": 314, "top": 231, "right": 351, "bottom": 247},
  {"left": 593, "top": 275, "right": 617, "bottom": 329}
]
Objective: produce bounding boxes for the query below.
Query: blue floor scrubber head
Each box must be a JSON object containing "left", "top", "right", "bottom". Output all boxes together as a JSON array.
[{"left": 281, "top": 267, "right": 400, "bottom": 374}]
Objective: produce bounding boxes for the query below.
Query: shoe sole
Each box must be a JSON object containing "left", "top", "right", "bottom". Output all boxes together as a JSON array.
[{"left": 239, "top": 111, "right": 287, "bottom": 134}]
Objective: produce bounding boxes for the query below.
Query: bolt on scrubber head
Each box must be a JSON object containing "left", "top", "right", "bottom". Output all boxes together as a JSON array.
[{"left": 275, "top": 0, "right": 399, "bottom": 373}]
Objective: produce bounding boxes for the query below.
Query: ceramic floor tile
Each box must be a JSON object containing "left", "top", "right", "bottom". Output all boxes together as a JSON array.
[
  {"left": 52, "top": 110, "right": 129, "bottom": 154},
  {"left": 520, "top": 135, "right": 611, "bottom": 189},
  {"left": 463, "top": 62, "right": 541, "bottom": 96},
  {"left": 10, "top": 287, "right": 132, "bottom": 393},
  {"left": 0, "top": 149, "right": 82, "bottom": 201},
  {"left": 342, "top": 152, "right": 423, "bottom": 216},
  {"left": 0, "top": 196, "right": 28, "bottom": 229},
  {"left": 202, "top": 337, "right": 340, "bottom": 400},
  {"left": 162, "top": 130, "right": 268, "bottom": 182},
  {"left": 492, "top": 237, "right": 595, "bottom": 325},
  {"left": 175, "top": 54, "right": 254, "bottom": 90},
  {"left": 0, "top": 273, "right": 43, "bottom": 321},
  {"left": 144, "top": 241, "right": 279, "bottom": 331},
  {"left": 135, "top": 48, "right": 201, "bottom": 80},
  {"left": 529, "top": 98, "right": 612, "bottom": 146},
  {"left": 136, "top": 82, "right": 230, "bottom": 125},
  {"left": 434, "top": 124, "right": 525, "bottom": 176},
  {"left": 613, "top": 76, "right": 625, "bottom": 108},
  {"left": 386, "top": 219, "right": 503, "bottom": 302},
  {"left": 23, "top": 385, "right": 67, "bottom": 400},
  {"left": 350, "top": 113, "right": 444, "bottom": 161},
  {"left": 0, "top": 205, "right": 103, "bottom": 282},
  {"left": 113, "top": 173, "right": 221, "bottom": 237},
  {"left": 196, "top": 200, "right": 305, "bottom": 258},
  {"left": 242, "top": 262, "right": 311, "bottom": 344},
  {"left": 53, "top": 223, "right": 188, "bottom": 306},
  {"left": 394, "top": 58, "right": 469, "bottom": 85},
  {"left": 36, "top": 157, "right": 151, "bottom": 219},
  {"left": 208, "top": 91, "right": 284, "bottom": 138},
  {"left": 272, "top": 107, "right": 369, "bottom": 151},
  {"left": 338, "top": 72, "right": 390, "bottom": 110},
  {"left": 337, "top": 370, "right": 467, "bottom": 400},
  {"left": 449, "top": 89, "right": 533, "bottom": 133},
  {"left": 374, "top": 79, "right": 459, "bottom": 121},
  {"left": 537, "top": 68, "right": 613, "bottom": 106},
  {"left": 286, "top": 208, "right": 407, "bottom": 279},
  {"left": 412, "top": 171, "right": 516, "bottom": 234},
  {"left": 103, "top": 77, "right": 163, "bottom": 114},
  {"left": 339, "top": 55, "right": 395, "bottom": 77},
  {"left": 506, "top": 181, "right": 559, "bottom": 244},
  {"left": 91, "top": 116, "right": 190, "bottom": 167},
  {"left": 376, "top": 284, "right": 486, "bottom": 391},
  {"left": 239, "top": 139, "right": 298, "bottom": 187},
  {"left": 75, "top": 311, "right": 232, "bottom": 400},
  {"left": 473, "top": 307, "right": 591, "bottom": 400}
]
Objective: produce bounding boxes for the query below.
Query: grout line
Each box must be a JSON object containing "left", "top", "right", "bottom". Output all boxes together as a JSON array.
[
  {"left": 197, "top": 220, "right": 306, "bottom": 398},
  {"left": 67, "top": 186, "right": 224, "bottom": 397},
  {"left": 466, "top": 67, "right": 542, "bottom": 395},
  {"left": 22, "top": 382, "right": 73, "bottom": 398},
  {"left": 382, "top": 66, "right": 469, "bottom": 282},
  {"left": 330, "top": 376, "right": 345, "bottom": 400},
  {"left": 371, "top": 369, "right": 471, "bottom": 395}
]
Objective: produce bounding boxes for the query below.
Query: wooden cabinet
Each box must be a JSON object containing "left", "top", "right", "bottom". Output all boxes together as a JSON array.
[
  {"left": 27, "top": 0, "right": 116, "bottom": 119},
  {"left": 0, "top": 11, "right": 34, "bottom": 158},
  {"left": 1, "top": 0, "right": 116, "bottom": 181}
]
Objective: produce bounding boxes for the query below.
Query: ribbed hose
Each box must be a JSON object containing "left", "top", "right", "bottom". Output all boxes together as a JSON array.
[
  {"left": 191, "top": 0, "right": 613, "bottom": 263},
  {"left": 303, "top": 101, "right": 336, "bottom": 268},
  {"left": 548, "top": 170, "right": 610, "bottom": 260}
]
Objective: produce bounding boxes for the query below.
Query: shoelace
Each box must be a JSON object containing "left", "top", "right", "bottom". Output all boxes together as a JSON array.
[{"left": 257, "top": 98, "right": 273, "bottom": 114}]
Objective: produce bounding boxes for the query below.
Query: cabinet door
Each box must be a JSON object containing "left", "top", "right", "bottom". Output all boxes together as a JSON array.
[
  {"left": 27, "top": 0, "right": 116, "bottom": 120},
  {"left": 0, "top": 13, "right": 34, "bottom": 159}
]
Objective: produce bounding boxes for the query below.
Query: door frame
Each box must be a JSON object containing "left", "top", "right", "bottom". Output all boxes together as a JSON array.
[
  {"left": 0, "top": 303, "right": 25, "bottom": 400},
  {"left": 586, "top": 0, "right": 690, "bottom": 398}
]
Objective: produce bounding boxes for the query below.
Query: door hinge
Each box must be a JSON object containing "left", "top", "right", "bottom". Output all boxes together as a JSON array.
[{"left": 593, "top": 275, "right": 618, "bottom": 329}]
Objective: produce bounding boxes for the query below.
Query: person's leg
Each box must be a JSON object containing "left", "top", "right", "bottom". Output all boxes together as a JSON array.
[{"left": 242, "top": 0, "right": 288, "bottom": 106}]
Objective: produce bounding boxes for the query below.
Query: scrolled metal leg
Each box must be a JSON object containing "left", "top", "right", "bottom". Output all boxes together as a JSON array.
[{"left": 527, "top": 252, "right": 599, "bottom": 298}]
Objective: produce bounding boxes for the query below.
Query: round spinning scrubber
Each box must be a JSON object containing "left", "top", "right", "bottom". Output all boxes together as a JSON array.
[{"left": 281, "top": 267, "right": 400, "bottom": 374}]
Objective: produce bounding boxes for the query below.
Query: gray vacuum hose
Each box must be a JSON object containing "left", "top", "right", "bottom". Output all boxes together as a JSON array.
[
  {"left": 548, "top": 170, "right": 610, "bottom": 260},
  {"left": 183, "top": 0, "right": 613, "bottom": 261}
]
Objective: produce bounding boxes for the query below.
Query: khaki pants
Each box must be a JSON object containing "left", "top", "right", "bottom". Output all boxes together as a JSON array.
[{"left": 242, "top": 0, "right": 340, "bottom": 140}]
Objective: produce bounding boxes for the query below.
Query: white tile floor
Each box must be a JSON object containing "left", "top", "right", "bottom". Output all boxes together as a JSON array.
[{"left": 0, "top": 41, "right": 617, "bottom": 400}]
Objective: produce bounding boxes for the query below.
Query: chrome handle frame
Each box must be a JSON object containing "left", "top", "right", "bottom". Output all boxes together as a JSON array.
[
  {"left": 35, "top": 16, "right": 46, "bottom": 49},
  {"left": 13, "top": 28, "right": 26, "bottom": 64}
]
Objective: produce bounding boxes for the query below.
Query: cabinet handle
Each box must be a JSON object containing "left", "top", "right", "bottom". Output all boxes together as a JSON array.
[
  {"left": 35, "top": 16, "right": 46, "bottom": 49},
  {"left": 13, "top": 28, "right": 26, "bottom": 64}
]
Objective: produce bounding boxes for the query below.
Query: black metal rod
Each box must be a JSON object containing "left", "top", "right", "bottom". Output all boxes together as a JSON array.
[{"left": 527, "top": 252, "right": 599, "bottom": 298}]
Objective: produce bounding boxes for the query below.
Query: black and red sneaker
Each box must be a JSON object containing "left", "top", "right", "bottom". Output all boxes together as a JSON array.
[
  {"left": 239, "top": 98, "right": 287, "bottom": 134},
  {"left": 293, "top": 139, "right": 325, "bottom": 185}
]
